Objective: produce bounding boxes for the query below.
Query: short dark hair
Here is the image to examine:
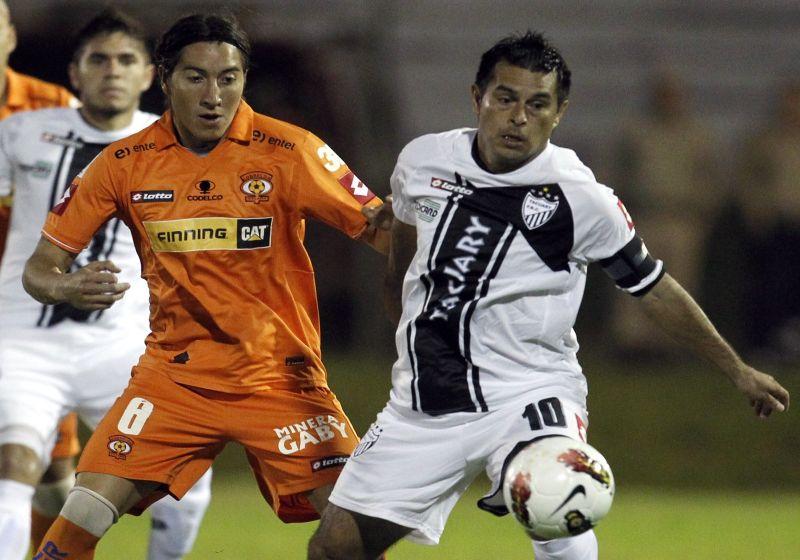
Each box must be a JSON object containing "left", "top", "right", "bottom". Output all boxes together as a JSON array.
[
  {"left": 475, "top": 31, "right": 571, "bottom": 106},
  {"left": 71, "top": 9, "right": 150, "bottom": 63},
  {"left": 155, "top": 14, "right": 251, "bottom": 80}
]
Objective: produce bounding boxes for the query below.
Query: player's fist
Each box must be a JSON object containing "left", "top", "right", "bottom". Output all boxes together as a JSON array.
[
  {"left": 55, "top": 260, "right": 130, "bottom": 311},
  {"left": 731, "top": 366, "right": 790, "bottom": 419}
]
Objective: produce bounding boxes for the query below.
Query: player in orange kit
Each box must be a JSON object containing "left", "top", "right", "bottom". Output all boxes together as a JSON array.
[{"left": 26, "top": 12, "right": 390, "bottom": 558}]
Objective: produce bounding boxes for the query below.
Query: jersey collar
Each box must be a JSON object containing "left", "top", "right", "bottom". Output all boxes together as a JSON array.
[{"left": 154, "top": 99, "right": 254, "bottom": 151}]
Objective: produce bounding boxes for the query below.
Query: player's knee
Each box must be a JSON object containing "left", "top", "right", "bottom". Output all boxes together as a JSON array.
[
  {"left": 33, "top": 475, "right": 75, "bottom": 518},
  {"left": 61, "top": 486, "right": 120, "bottom": 538},
  {"left": 0, "top": 440, "right": 45, "bottom": 484},
  {"left": 532, "top": 530, "right": 598, "bottom": 560}
]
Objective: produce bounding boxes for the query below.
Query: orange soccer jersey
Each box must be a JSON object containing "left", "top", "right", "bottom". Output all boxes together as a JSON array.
[
  {"left": 0, "top": 68, "right": 75, "bottom": 261},
  {"left": 43, "top": 100, "right": 379, "bottom": 394}
]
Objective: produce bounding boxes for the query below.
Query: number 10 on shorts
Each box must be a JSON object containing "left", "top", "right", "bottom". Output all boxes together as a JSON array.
[{"left": 117, "top": 397, "right": 154, "bottom": 435}]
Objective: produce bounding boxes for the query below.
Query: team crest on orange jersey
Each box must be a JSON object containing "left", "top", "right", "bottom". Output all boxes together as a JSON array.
[
  {"left": 107, "top": 435, "right": 134, "bottom": 460},
  {"left": 241, "top": 171, "right": 273, "bottom": 203}
]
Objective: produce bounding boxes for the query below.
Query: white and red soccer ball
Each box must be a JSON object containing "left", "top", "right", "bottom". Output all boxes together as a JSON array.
[{"left": 502, "top": 436, "right": 615, "bottom": 540}]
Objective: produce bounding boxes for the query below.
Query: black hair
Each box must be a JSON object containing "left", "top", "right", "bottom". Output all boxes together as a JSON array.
[
  {"left": 71, "top": 8, "right": 150, "bottom": 63},
  {"left": 155, "top": 14, "right": 251, "bottom": 80},
  {"left": 475, "top": 31, "right": 571, "bottom": 106}
]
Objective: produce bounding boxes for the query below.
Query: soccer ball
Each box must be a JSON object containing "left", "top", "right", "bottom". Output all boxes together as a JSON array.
[{"left": 502, "top": 436, "right": 614, "bottom": 540}]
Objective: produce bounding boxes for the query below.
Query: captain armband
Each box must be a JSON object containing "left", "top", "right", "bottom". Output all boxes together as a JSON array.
[{"left": 598, "top": 235, "right": 665, "bottom": 297}]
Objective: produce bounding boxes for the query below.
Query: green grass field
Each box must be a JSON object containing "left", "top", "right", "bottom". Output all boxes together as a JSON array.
[{"left": 97, "top": 475, "right": 800, "bottom": 559}]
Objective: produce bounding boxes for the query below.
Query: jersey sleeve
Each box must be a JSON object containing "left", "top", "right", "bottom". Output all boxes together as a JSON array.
[
  {"left": 295, "top": 132, "right": 380, "bottom": 238},
  {"left": 42, "top": 150, "right": 119, "bottom": 254},
  {"left": 389, "top": 144, "right": 415, "bottom": 225},
  {"left": 572, "top": 184, "right": 664, "bottom": 296}
]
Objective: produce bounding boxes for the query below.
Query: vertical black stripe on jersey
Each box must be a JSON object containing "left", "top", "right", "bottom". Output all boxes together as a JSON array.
[
  {"left": 462, "top": 226, "right": 515, "bottom": 412},
  {"left": 412, "top": 205, "right": 510, "bottom": 414},
  {"left": 411, "top": 182, "right": 574, "bottom": 416},
  {"left": 42, "top": 140, "right": 113, "bottom": 327},
  {"left": 36, "top": 135, "right": 74, "bottom": 327},
  {"left": 409, "top": 195, "right": 459, "bottom": 411}
]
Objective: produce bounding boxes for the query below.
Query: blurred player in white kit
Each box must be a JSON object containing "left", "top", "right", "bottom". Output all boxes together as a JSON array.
[{"left": 0, "top": 9, "right": 210, "bottom": 560}]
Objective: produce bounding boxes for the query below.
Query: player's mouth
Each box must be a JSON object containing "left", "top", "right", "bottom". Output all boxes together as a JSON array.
[
  {"left": 198, "top": 113, "right": 224, "bottom": 126},
  {"left": 500, "top": 133, "right": 527, "bottom": 148}
]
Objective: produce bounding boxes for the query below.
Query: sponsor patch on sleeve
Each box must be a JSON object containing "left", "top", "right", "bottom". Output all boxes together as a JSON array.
[
  {"left": 337, "top": 171, "right": 376, "bottom": 205},
  {"left": 51, "top": 182, "right": 78, "bottom": 215}
]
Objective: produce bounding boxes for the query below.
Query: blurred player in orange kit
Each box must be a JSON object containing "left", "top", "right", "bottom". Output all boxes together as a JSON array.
[
  {"left": 0, "top": 0, "right": 75, "bottom": 261},
  {"left": 0, "top": 0, "right": 83, "bottom": 553},
  {"left": 0, "top": 9, "right": 214, "bottom": 560},
  {"left": 26, "top": 12, "right": 390, "bottom": 559}
]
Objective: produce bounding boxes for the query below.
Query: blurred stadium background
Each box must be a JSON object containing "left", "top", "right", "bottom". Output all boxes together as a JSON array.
[{"left": 10, "top": 0, "right": 798, "bottom": 557}]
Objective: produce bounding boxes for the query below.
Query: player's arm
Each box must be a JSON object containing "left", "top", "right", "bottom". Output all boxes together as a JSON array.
[
  {"left": 637, "top": 273, "right": 790, "bottom": 418},
  {"left": 22, "top": 237, "right": 129, "bottom": 310},
  {"left": 384, "top": 218, "right": 416, "bottom": 324}
]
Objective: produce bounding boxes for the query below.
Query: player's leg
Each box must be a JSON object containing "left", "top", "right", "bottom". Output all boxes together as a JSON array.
[
  {"left": 309, "top": 402, "right": 484, "bottom": 558},
  {"left": 31, "top": 414, "right": 80, "bottom": 549},
  {"left": 79, "top": 334, "right": 213, "bottom": 560},
  {"left": 532, "top": 531, "right": 598, "bottom": 560},
  {"left": 482, "top": 393, "right": 597, "bottom": 560},
  {"left": 35, "top": 471, "right": 160, "bottom": 559},
  {"left": 0, "top": 334, "right": 70, "bottom": 560},
  {"left": 308, "top": 502, "right": 410, "bottom": 560},
  {"left": 37, "top": 367, "right": 222, "bottom": 559},
  {"left": 146, "top": 469, "right": 212, "bottom": 560}
]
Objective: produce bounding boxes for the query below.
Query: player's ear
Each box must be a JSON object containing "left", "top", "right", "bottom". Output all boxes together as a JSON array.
[
  {"left": 7, "top": 23, "right": 16, "bottom": 54},
  {"left": 552, "top": 99, "right": 569, "bottom": 130},
  {"left": 141, "top": 62, "right": 155, "bottom": 93},
  {"left": 471, "top": 84, "right": 482, "bottom": 116},
  {"left": 67, "top": 62, "right": 80, "bottom": 93}
]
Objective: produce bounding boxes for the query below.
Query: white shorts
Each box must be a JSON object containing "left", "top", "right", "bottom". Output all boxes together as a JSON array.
[
  {"left": 328, "top": 389, "right": 588, "bottom": 545},
  {"left": 0, "top": 325, "right": 145, "bottom": 463}
]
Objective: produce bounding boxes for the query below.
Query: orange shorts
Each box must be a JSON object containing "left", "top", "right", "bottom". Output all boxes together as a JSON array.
[
  {"left": 77, "top": 365, "right": 358, "bottom": 522},
  {"left": 50, "top": 413, "right": 80, "bottom": 459}
]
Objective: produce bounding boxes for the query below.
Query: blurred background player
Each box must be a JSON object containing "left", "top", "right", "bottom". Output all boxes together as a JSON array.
[
  {"left": 309, "top": 31, "right": 790, "bottom": 560},
  {"left": 735, "top": 79, "right": 800, "bottom": 358},
  {"left": 0, "top": 0, "right": 85, "bottom": 553},
  {"left": 0, "top": 9, "right": 211, "bottom": 560},
  {"left": 27, "top": 12, "right": 389, "bottom": 559},
  {"left": 0, "top": 0, "right": 74, "bottom": 262},
  {"left": 609, "top": 69, "right": 723, "bottom": 359}
]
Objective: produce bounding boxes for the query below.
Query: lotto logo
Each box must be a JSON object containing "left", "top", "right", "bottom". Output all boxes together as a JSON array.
[
  {"left": 311, "top": 455, "right": 349, "bottom": 472},
  {"left": 131, "top": 190, "right": 174, "bottom": 203},
  {"left": 337, "top": 171, "right": 376, "bottom": 205}
]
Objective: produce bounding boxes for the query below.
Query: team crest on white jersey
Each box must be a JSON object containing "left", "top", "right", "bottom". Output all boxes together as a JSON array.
[{"left": 522, "top": 187, "right": 560, "bottom": 230}]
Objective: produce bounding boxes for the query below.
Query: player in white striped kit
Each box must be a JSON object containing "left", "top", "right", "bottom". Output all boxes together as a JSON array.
[
  {"left": 0, "top": 10, "right": 210, "bottom": 560},
  {"left": 309, "top": 31, "right": 789, "bottom": 560}
]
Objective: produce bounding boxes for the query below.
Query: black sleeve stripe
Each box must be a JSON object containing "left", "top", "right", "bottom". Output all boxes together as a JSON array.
[
  {"left": 629, "top": 265, "right": 666, "bottom": 297},
  {"left": 599, "top": 235, "right": 661, "bottom": 291}
]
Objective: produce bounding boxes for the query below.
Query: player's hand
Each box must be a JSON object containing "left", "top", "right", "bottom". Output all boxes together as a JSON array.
[
  {"left": 730, "top": 365, "right": 790, "bottom": 419},
  {"left": 55, "top": 260, "right": 130, "bottom": 311},
  {"left": 362, "top": 195, "right": 394, "bottom": 231}
]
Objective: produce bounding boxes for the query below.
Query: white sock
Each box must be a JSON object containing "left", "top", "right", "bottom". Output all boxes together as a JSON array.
[
  {"left": 147, "top": 469, "right": 212, "bottom": 560},
  {"left": 0, "top": 479, "right": 35, "bottom": 560},
  {"left": 532, "top": 530, "right": 598, "bottom": 560}
]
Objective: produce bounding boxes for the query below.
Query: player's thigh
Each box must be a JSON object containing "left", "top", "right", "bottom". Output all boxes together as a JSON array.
[
  {"left": 480, "top": 393, "right": 588, "bottom": 509},
  {"left": 238, "top": 386, "right": 359, "bottom": 523},
  {"left": 0, "top": 334, "right": 73, "bottom": 462},
  {"left": 328, "top": 405, "right": 484, "bottom": 545},
  {"left": 75, "top": 329, "right": 145, "bottom": 424},
  {"left": 78, "top": 366, "right": 223, "bottom": 503}
]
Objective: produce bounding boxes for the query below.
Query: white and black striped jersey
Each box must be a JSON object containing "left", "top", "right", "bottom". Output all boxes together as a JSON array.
[
  {"left": 390, "top": 128, "right": 664, "bottom": 417},
  {"left": 0, "top": 108, "right": 157, "bottom": 332}
]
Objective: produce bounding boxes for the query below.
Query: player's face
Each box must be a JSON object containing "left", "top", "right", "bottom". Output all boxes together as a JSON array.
[
  {"left": 471, "top": 62, "right": 568, "bottom": 174},
  {"left": 164, "top": 42, "right": 245, "bottom": 152},
  {"left": 69, "top": 32, "right": 153, "bottom": 116},
  {"left": 0, "top": 1, "right": 16, "bottom": 70}
]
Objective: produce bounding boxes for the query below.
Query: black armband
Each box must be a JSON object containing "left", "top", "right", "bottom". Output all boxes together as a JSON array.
[{"left": 599, "top": 235, "right": 664, "bottom": 296}]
